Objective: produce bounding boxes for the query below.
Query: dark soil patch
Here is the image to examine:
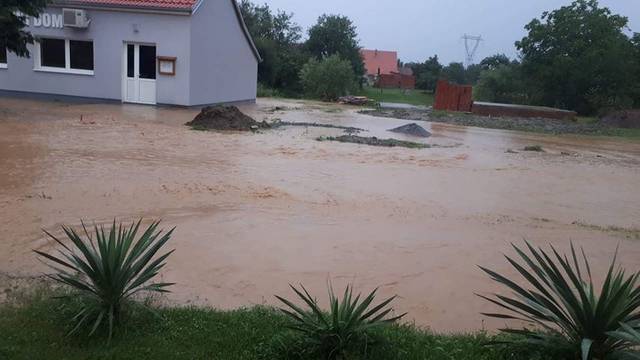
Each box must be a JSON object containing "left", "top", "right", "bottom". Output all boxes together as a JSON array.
[
  {"left": 360, "top": 108, "right": 618, "bottom": 135},
  {"left": 186, "top": 106, "right": 270, "bottom": 131},
  {"left": 388, "top": 123, "right": 432, "bottom": 138},
  {"left": 601, "top": 110, "right": 640, "bottom": 129},
  {"left": 273, "top": 121, "right": 365, "bottom": 134},
  {"left": 317, "top": 135, "right": 429, "bottom": 149},
  {"left": 523, "top": 145, "right": 544, "bottom": 152}
]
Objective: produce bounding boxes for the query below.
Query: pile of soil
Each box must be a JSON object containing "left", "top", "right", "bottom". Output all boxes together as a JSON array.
[
  {"left": 318, "top": 135, "right": 429, "bottom": 149},
  {"left": 601, "top": 110, "right": 640, "bottom": 129},
  {"left": 186, "top": 106, "right": 270, "bottom": 131},
  {"left": 388, "top": 123, "right": 432, "bottom": 138}
]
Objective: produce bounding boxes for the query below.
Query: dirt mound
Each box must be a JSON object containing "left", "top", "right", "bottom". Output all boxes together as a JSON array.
[
  {"left": 186, "top": 106, "right": 270, "bottom": 131},
  {"left": 388, "top": 123, "right": 432, "bottom": 138},
  {"left": 601, "top": 110, "right": 640, "bottom": 129}
]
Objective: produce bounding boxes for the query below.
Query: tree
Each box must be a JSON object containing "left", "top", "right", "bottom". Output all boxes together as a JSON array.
[
  {"left": 239, "top": 1, "right": 305, "bottom": 93},
  {"left": 441, "top": 62, "right": 467, "bottom": 85},
  {"left": 410, "top": 55, "right": 442, "bottom": 92},
  {"left": 239, "top": 1, "right": 301, "bottom": 46},
  {"left": 300, "top": 55, "right": 355, "bottom": 101},
  {"left": 464, "top": 63, "right": 483, "bottom": 85},
  {"left": 479, "top": 54, "right": 511, "bottom": 71},
  {"left": 632, "top": 33, "right": 640, "bottom": 107},
  {"left": 305, "top": 15, "right": 365, "bottom": 82},
  {"left": 475, "top": 62, "right": 531, "bottom": 104},
  {"left": 0, "top": 0, "right": 49, "bottom": 57},
  {"left": 516, "top": 0, "right": 639, "bottom": 114}
]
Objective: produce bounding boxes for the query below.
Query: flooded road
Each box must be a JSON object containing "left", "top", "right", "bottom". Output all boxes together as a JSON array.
[{"left": 1, "top": 96, "right": 639, "bottom": 332}]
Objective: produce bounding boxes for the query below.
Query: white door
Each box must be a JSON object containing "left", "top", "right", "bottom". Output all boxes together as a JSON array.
[{"left": 123, "top": 44, "right": 157, "bottom": 104}]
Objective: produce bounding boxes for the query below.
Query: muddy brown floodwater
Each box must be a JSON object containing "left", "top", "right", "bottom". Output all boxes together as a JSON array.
[{"left": 1, "top": 96, "right": 640, "bottom": 332}]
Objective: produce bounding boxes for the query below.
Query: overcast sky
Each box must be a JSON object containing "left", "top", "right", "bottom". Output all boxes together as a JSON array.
[{"left": 262, "top": 0, "right": 639, "bottom": 64}]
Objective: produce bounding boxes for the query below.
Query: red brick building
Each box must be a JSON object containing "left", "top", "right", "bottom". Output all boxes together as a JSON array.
[{"left": 360, "top": 49, "right": 415, "bottom": 89}]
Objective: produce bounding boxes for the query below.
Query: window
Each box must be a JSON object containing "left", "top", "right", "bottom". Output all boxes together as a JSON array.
[
  {"left": 36, "top": 38, "right": 94, "bottom": 75},
  {"left": 40, "top": 38, "right": 66, "bottom": 68},
  {"left": 139, "top": 45, "right": 156, "bottom": 80},
  {"left": 0, "top": 44, "right": 7, "bottom": 68},
  {"left": 70, "top": 40, "right": 94, "bottom": 71},
  {"left": 127, "top": 44, "right": 134, "bottom": 78}
]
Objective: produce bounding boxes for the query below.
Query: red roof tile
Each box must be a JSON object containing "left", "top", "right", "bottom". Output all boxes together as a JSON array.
[
  {"left": 57, "top": 0, "right": 198, "bottom": 11},
  {"left": 360, "top": 49, "right": 398, "bottom": 76}
]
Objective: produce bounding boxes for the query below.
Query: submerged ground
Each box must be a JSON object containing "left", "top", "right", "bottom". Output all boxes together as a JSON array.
[{"left": 0, "top": 96, "right": 639, "bottom": 332}]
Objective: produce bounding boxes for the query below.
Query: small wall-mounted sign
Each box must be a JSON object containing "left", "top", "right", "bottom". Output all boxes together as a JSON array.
[{"left": 158, "top": 56, "right": 177, "bottom": 76}]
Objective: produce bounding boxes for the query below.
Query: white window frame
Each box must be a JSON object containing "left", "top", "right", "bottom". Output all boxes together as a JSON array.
[{"left": 34, "top": 38, "right": 94, "bottom": 76}]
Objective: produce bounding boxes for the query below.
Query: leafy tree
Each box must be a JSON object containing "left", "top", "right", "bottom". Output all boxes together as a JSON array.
[
  {"left": 516, "top": 0, "right": 639, "bottom": 114},
  {"left": 441, "top": 62, "right": 467, "bottom": 85},
  {"left": 0, "top": 0, "right": 49, "bottom": 57},
  {"left": 464, "top": 63, "right": 483, "bottom": 85},
  {"left": 305, "top": 15, "right": 365, "bottom": 82},
  {"left": 475, "top": 62, "right": 532, "bottom": 104},
  {"left": 479, "top": 54, "right": 511, "bottom": 71},
  {"left": 632, "top": 33, "right": 640, "bottom": 107},
  {"left": 239, "top": 1, "right": 305, "bottom": 93},
  {"left": 239, "top": 1, "right": 301, "bottom": 46},
  {"left": 409, "top": 55, "right": 443, "bottom": 92},
  {"left": 300, "top": 55, "right": 355, "bottom": 101}
]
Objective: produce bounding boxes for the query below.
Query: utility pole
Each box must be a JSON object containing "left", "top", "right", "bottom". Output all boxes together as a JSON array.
[{"left": 462, "top": 34, "right": 482, "bottom": 67}]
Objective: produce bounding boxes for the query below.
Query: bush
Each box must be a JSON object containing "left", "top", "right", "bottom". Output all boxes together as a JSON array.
[
  {"left": 478, "top": 241, "right": 640, "bottom": 360},
  {"left": 275, "top": 283, "right": 405, "bottom": 359},
  {"left": 35, "top": 219, "right": 175, "bottom": 340},
  {"left": 300, "top": 55, "right": 356, "bottom": 101},
  {"left": 257, "top": 83, "right": 283, "bottom": 98},
  {"left": 475, "top": 64, "right": 531, "bottom": 104}
]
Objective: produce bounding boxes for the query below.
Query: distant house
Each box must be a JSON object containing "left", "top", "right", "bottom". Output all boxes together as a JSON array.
[
  {"left": 361, "top": 49, "right": 398, "bottom": 77},
  {"left": 360, "top": 49, "right": 415, "bottom": 89}
]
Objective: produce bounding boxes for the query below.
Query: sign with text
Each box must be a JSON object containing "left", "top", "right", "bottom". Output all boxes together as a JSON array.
[{"left": 19, "top": 12, "right": 64, "bottom": 29}]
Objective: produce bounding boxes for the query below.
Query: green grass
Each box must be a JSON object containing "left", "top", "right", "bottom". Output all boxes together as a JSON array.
[
  {"left": 592, "top": 128, "right": 640, "bottom": 138},
  {"left": 358, "top": 87, "right": 434, "bottom": 106},
  {"left": 0, "top": 288, "right": 553, "bottom": 360}
]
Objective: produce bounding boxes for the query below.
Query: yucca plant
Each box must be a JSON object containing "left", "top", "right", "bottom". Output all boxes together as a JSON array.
[
  {"left": 35, "top": 219, "right": 175, "bottom": 340},
  {"left": 276, "top": 284, "right": 406, "bottom": 359},
  {"left": 478, "top": 241, "right": 640, "bottom": 360},
  {"left": 609, "top": 322, "right": 640, "bottom": 359}
]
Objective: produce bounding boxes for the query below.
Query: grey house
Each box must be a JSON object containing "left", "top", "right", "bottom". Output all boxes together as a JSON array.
[{"left": 0, "top": 0, "right": 261, "bottom": 106}]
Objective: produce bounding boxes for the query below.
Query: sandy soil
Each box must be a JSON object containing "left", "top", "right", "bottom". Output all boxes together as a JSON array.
[{"left": 1, "top": 96, "right": 639, "bottom": 332}]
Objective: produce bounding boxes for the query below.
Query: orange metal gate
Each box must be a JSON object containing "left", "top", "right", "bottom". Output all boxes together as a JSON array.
[{"left": 433, "top": 80, "right": 473, "bottom": 112}]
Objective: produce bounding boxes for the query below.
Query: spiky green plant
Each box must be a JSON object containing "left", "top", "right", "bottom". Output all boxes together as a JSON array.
[
  {"left": 478, "top": 241, "right": 640, "bottom": 360},
  {"left": 276, "top": 284, "right": 406, "bottom": 359},
  {"left": 35, "top": 219, "right": 175, "bottom": 340},
  {"left": 609, "top": 322, "right": 640, "bottom": 359}
]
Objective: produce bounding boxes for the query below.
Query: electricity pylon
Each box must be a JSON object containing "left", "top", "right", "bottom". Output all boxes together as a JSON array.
[{"left": 462, "top": 34, "right": 482, "bottom": 67}]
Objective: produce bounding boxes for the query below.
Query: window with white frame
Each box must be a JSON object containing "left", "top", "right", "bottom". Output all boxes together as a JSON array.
[
  {"left": 36, "top": 38, "right": 94, "bottom": 74},
  {"left": 0, "top": 44, "right": 7, "bottom": 68}
]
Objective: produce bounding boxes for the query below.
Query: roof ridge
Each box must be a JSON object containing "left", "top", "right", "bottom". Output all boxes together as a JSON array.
[{"left": 54, "top": 0, "right": 198, "bottom": 11}]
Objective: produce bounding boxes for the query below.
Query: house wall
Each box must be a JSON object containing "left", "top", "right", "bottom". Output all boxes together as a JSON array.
[
  {"left": 376, "top": 73, "right": 416, "bottom": 89},
  {"left": 188, "top": 0, "right": 258, "bottom": 106},
  {"left": 0, "top": 6, "right": 192, "bottom": 105},
  {"left": 360, "top": 49, "right": 398, "bottom": 76}
]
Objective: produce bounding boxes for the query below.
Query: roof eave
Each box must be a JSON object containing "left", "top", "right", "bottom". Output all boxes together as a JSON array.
[
  {"left": 52, "top": 1, "right": 194, "bottom": 15},
  {"left": 230, "top": 0, "right": 262, "bottom": 62}
]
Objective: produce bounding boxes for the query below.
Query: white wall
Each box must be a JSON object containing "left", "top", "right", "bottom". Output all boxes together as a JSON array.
[
  {"left": 0, "top": 7, "right": 192, "bottom": 105},
  {"left": 188, "top": 0, "right": 258, "bottom": 106}
]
